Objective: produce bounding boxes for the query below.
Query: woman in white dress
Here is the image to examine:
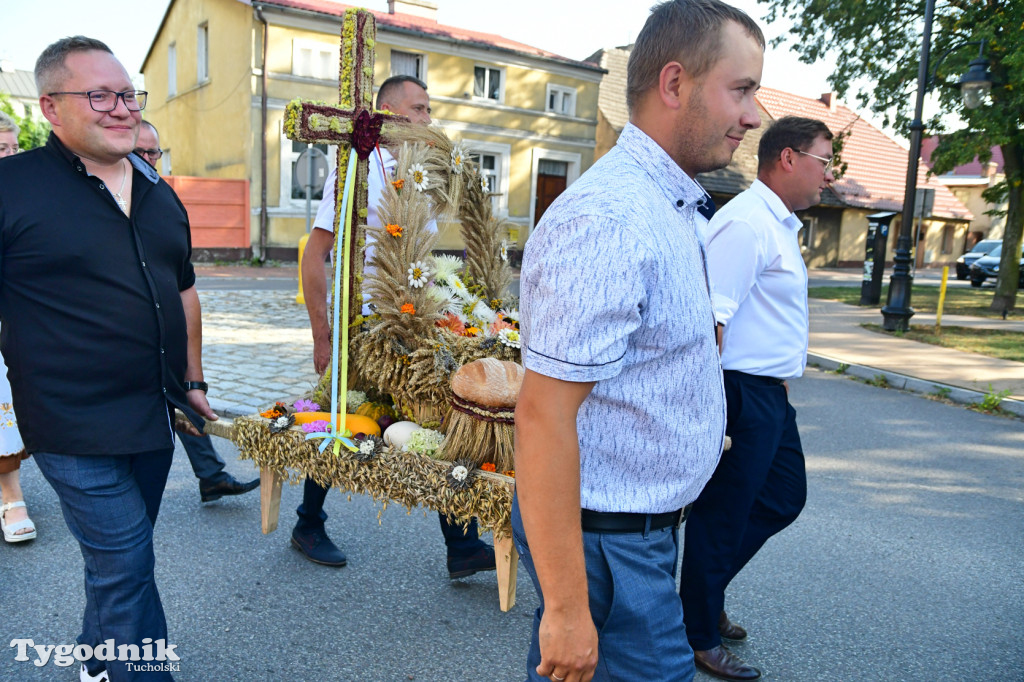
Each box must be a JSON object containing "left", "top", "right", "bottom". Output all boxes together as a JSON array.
[{"left": 0, "top": 113, "right": 36, "bottom": 543}]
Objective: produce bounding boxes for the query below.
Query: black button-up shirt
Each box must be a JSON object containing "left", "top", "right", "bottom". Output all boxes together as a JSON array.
[{"left": 0, "top": 133, "right": 202, "bottom": 455}]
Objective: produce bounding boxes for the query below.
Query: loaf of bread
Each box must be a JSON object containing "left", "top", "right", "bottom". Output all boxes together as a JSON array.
[{"left": 450, "top": 358, "right": 524, "bottom": 407}]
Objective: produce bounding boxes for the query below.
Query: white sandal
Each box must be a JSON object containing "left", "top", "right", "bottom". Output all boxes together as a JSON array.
[{"left": 1, "top": 500, "right": 36, "bottom": 543}]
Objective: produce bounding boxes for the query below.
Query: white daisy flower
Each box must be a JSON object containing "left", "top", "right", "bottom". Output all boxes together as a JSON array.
[
  {"left": 449, "top": 275, "right": 474, "bottom": 302},
  {"left": 500, "top": 240, "right": 509, "bottom": 263},
  {"left": 498, "top": 328, "right": 521, "bottom": 349},
  {"left": 480, "top": 175, "right": 489, "bottom": 192},
  {"left": 498, "top": 308, "right": 519, "bottom": 322},
  {"left": 409, "top": 163, "right": 429, "bottom": 192},
  {"left": 450, "top": 143, "right": 468, "bottom": 175},
  {"left": 451, "top": 465, "right": 469, "bottom": 481},
  {"left": 407, "top": 261, "right": 430, "bottom": 288}
]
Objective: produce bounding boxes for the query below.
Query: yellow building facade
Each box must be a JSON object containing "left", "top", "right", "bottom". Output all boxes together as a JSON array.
[{"left": 141, "top": 0, "right": 603, "bottom": 258}]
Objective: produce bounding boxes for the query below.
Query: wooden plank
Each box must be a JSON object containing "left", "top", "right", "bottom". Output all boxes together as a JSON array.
[
  {"left": 260, "top": 468, "right": 284, "bottom": 535},
  {"left": 494, "top": 534, "right": 519, "bottom": 612}
]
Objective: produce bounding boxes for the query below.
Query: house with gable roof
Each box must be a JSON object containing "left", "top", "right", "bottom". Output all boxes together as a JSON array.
[
  {"left": 0, "top": 61, "right": 41, "bottom": 121},
  {"left": 921, "top": 138, "right": 1006, "bottom": 246},
  {"left": 590, "top": 47, "right": 973, "bottom": 268},
  {"left": 140, "top": 0, "right": 604, "bottom": 259}
]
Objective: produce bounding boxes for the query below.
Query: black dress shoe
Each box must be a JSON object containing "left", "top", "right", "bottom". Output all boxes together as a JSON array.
[
  {"left": 199, "top": 475, "right": 260, "bottom": 502},
  {"left": 694, "top": 645, "right": 761, "bottom": 681},
  {"left": 447, "top": 544, "right": 496, "bottom": 579},
  {"left": 291, "top": 528, "right": 347, "bottom": 567},
  {"left": 719, "top": 610, "right": 747, "bottom": 641}
]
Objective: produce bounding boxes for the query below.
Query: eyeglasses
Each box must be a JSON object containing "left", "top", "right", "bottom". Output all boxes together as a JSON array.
[
  {"left": 47, "top": 90, "right": 148, "bottom": 112},
  {"left": 134, "top": 147, "right": 163, "bottom": 160},
  {"left": 0, "top": 143, "right": 19, "bottom": 156},
  {"left": 797, "top": 150, "right": 835, "bottom": 174}
]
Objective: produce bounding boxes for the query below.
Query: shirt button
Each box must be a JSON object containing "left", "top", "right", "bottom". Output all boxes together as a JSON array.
[
  {"left": 141, "top": 261, "right": 146, "bottom": 267},
  {"left": 676, "top": 200, "right": 684, "bottom": 207},
  {"left": 160, "top": 348, "right": 165, "bottom": 354},
  {"left": 99, "top": 183, "right": 105, "bottom": 190},
  {"left": 163, "top": 387, "right": 168, "bottom": 393},
  {"left": 155, "top": 303, "right": 161, "bottom": 309}
]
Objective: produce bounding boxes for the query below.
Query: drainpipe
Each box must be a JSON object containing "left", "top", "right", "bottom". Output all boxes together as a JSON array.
[{"left": 255, "top": 5, "right": 269, "bottom": 263}]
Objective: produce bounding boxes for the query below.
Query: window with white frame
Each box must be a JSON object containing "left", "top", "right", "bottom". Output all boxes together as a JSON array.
[
  {"left": 546, "top": 84, "right": 576, "bottom": 116},
  {"left": 197, "top": 23, "right": 209, "bottom": 83},
  {"left": 168, "top": 43, "right": 177, "bottom": 96},
  {"left": 292, "top": 39, "right": 340, "bottom": 81},
  {"left": 391, "top": 50, "right": 425, "bottom": 80},
  {"left": 161, "top": 149, "right": 171, "bottom": 176},
  {"left": 473, "top": 65, "right": 503, "bottom": 102},
  {"left": 466, "top": 141, "right": 511, "bottom": 215},
  {"left": 799, "top": 216, "right": 816, "bottom": 249},
  {"left": 280, "top": 129, "right": 337, "bottom": 208}
]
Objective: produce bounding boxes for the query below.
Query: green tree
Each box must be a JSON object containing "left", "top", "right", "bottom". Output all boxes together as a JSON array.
[
  {"left": 762, "top": 0, "right": 1023, "bottom": 312},
  {"left": 0, "top": 94, "right": 50, "bottom": 151}
]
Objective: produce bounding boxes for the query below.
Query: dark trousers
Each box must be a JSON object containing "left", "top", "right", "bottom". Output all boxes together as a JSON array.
[
  {"left": 176, "top": 431, "right": 227, "bottom": 482},
  {"left": 294, "top": 476, "right": 484, "bottom": 556},
  {"left": 34, "top": 449, "right": 175, "bottom": 681},
  {"left": 680, "top": 370, "right": 806, "bottom": 651}
]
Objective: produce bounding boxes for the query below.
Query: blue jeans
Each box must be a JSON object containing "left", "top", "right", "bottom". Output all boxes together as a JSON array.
[
  {"left": 33, "top": 450, "right": 175, "bottom": 682},
  {"left": 512, "top": 495, "right": 694, "bottom": 681},
  {"left": 295, "top": 477, "right": 484, "bottom": 556},
  {"left": 176, "top": 431, "right": 227, "bottom": 482}
]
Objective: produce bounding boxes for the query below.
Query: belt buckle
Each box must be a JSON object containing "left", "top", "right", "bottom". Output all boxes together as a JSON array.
[{"left": 676, "top": 505, "right": 692, "bottom": 527}]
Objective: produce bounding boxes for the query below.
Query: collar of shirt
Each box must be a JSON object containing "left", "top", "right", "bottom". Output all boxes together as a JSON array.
[
  {"left": 46, "top": 132, "right": 159, "bottom": 185},
  {"left": 749, "top": 178, "right": 802, "bottom": 232},
  {"left": 617, "top": 123, "right": 705, "bottom": 213}
]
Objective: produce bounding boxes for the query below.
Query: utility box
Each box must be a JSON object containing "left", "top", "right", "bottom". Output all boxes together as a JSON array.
[{"left": 860, "top": 211, "right": 898, "bottom": 305}]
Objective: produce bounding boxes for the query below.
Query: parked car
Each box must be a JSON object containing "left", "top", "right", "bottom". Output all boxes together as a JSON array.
[
  {"left": 969, "top": 243, "right": 1024, "bottom": 288},
  {"left": 956, "top": 239, "right": 1001, "bottom": 279}
]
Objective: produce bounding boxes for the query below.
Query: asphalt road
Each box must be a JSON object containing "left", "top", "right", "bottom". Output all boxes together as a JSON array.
[{"left": 2, "top": 370, "right": 1022, "bottom": 681}]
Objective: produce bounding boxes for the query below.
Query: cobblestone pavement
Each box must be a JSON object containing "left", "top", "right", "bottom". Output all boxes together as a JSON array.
[{"left": 199, "top": 289, "right": 319, "bottom": 417}]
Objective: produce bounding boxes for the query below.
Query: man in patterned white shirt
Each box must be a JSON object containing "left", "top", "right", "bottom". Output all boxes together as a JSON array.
[
  {"left": 680, "top": 116, "right": 834, "bottom": 681},
  {"left": 513, "top": 1, "right": 764, "bottom": 680}
]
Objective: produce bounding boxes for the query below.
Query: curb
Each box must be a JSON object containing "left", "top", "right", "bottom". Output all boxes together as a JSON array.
[{"left": 807, "top": 352, "right": 1024, "bottom": 418}]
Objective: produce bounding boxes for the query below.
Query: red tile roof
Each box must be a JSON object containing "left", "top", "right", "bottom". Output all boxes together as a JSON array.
[
  {"left": 756, "top": 87, "right": 972, "bottom": 221},
  {"left": 921, "top": 136, "right": 1004, "bottom": 176},
  {"left": 247, "top": 0, "right": 602, "bottom": 71}
]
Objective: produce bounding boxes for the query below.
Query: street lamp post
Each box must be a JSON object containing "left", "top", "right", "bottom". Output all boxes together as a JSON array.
[
  {"left": 881, "top": 0, "right": 993, "bottom": 331},
  {"left": 881, "top": 0, "right": 935, "bottom": 331}
]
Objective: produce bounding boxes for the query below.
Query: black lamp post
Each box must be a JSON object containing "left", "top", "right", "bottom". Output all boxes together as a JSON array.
[{"left": 881, "top": 0, "right": 994, "bottom": 331}]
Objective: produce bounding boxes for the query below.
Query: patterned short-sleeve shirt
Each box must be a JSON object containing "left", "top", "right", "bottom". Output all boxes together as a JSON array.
[{"left": 520, "top": 123, "right": 726, "bottom": 514}]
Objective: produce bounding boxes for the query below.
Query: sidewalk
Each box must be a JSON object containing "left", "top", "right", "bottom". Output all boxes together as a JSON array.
[
  {"left": 808, "top": 299, "right": 1024, "bottom": 413},
  {"left": 193, "top": 276, "right": 1024, "bottom": 419}
]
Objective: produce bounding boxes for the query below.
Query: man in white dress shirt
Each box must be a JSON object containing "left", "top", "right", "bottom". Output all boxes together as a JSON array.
[
  {"left": 295, "top": 76, "right": 495, "bottom": 578},
  {"left": 680, "top": 116, "right": 834, "bottom": 681}
]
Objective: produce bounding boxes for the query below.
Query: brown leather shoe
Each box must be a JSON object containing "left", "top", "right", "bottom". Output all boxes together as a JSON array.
[
  {"left": 693, "top": 645, "right": 761, "bottom": 681},
  {"left": 719, "top": 610, "right": 747, "bottom": 641}
]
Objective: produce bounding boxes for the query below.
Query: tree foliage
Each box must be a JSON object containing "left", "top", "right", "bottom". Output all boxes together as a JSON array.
[
  {"left": 761, "top": 0, "right": 1023, "bottom": 311},
  {"left": 0, "top": 94, "right": 50, "bottom": 151}
]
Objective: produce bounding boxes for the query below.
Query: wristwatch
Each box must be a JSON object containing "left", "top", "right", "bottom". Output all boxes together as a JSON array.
[{"left": 184, "top": 381, "right": 209, "bottom": 393}]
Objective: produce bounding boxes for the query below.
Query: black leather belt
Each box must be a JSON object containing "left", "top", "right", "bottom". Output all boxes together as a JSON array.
[
  {"left": 725, "top": 370, "right": 785, "bottom": 386},
  {"left": 581, "top": 506, "right": 690, "bottom": 534}
]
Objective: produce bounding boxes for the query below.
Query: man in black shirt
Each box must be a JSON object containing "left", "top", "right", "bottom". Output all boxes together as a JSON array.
[{"left": 0, "top": 36, "right": 216, "bottom": 681}]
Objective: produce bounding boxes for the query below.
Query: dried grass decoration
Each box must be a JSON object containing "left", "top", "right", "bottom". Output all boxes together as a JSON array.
[
  {"left": 348, "top": 125, "right": 521, "bottom": 428},
  {"left": 440, "top": 358, "right": 523, "bottom": 472}
]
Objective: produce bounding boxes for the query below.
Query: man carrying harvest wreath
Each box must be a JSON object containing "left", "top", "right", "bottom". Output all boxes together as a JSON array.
[
  {"left": 513, "top": 1, "right": 765, "bottom": 680},
  {"left": 297, "top": 75, "right": 496, "bottom": 577}
]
